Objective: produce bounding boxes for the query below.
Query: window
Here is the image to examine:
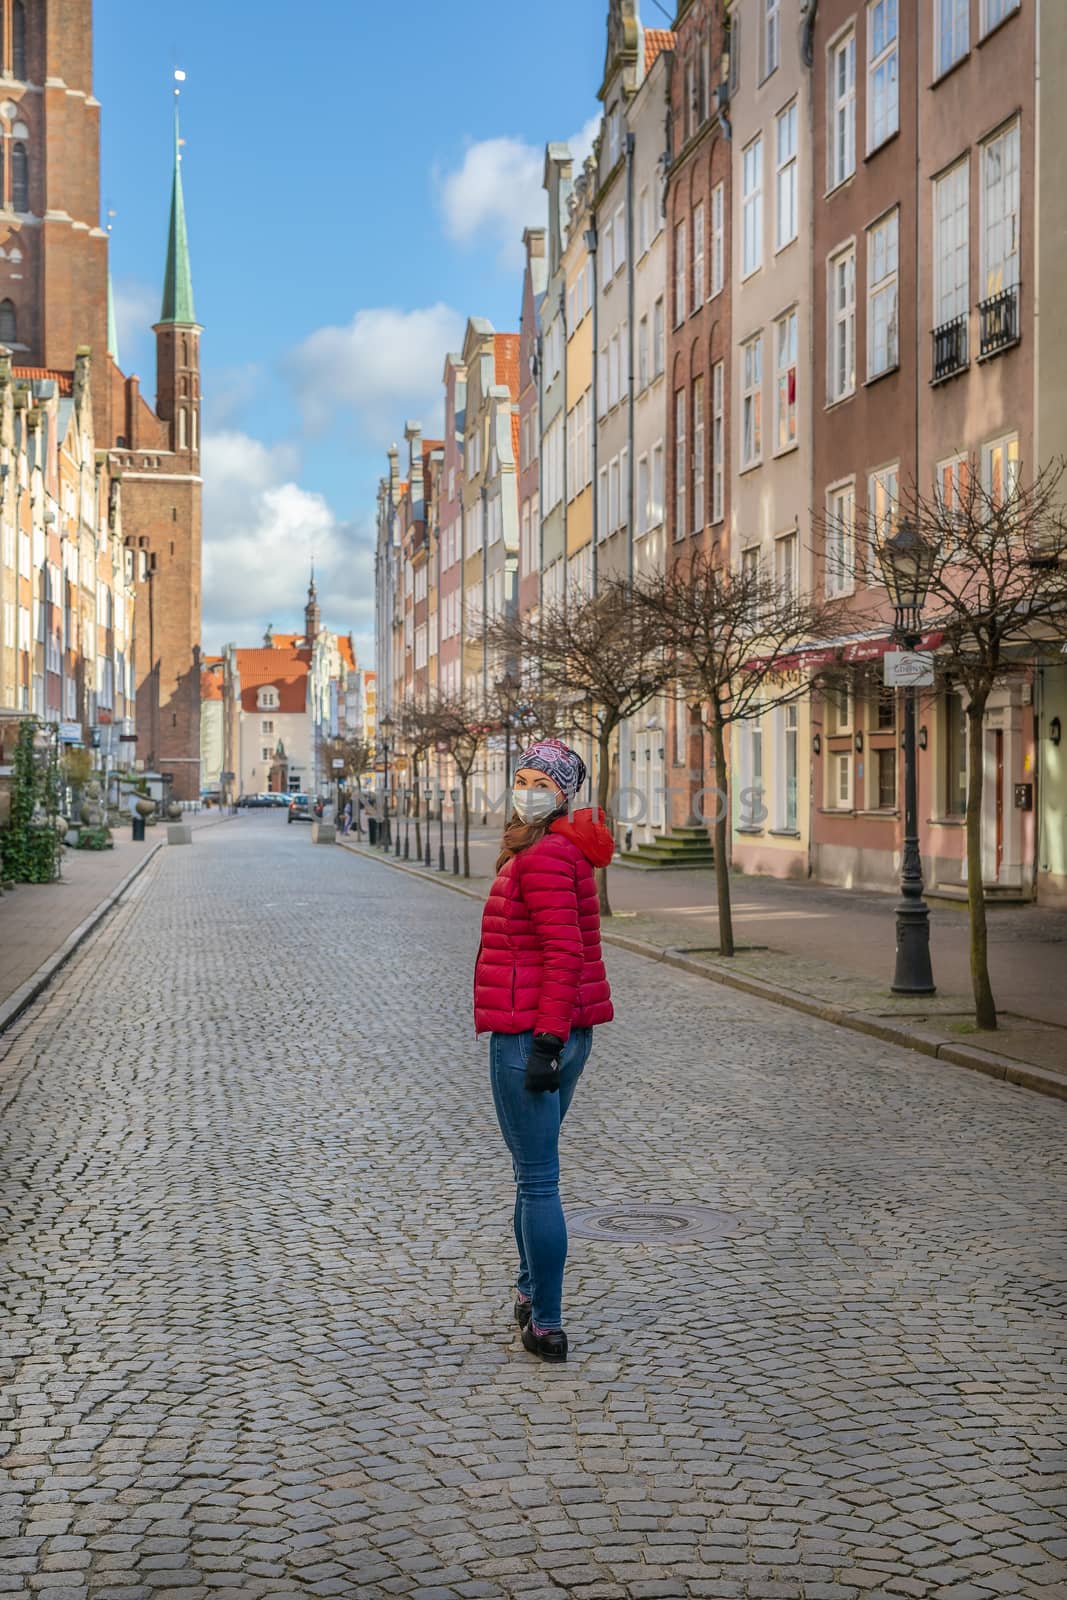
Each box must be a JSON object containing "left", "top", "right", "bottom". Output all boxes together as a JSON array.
[
  {"left": 935, "top": 159, "right": 969, "bottom": 327},
  {"left": 598, "top": 343, "right": 608, "bottom": 413},
  {"left": 742, "top": 136, "right": 763, "bottom": 277},
  {"left": 674, "top": 389, "right": 686, "bottom": 541},
  {"left": 685, "top": 61, "right": 696, "bottom": 143},
  {"left": 692, "top": 375, "right": 705, "bottom": 535},
  {"left": 868, "top": 463, "right": 899, "bottom": 573},
  {"left": 876, "top": 747, "right": 897, "bottom": 810},
  {"left": 261, "top": 719, "right": 274, "bottom": 736},
  {"left": 602, "top": 216, "right": 615, "bottom": 284},
  {"left": 764, "top": 0, "right": 781, "bottom": 77},
  {"left": 826, "top": 482, "right": 855, "bottom": 596},
  {"left": 936, "top": 0, "right": 969, "bottom": 74},
  {"left": 637, "top": 455, "right": 650, "bottom": 537},
  {"left": 711, "top": 361, "right": 724, "bottom": 523},
  {"left": 829, "top": 30, "right": 856, "bottom": 189},
  {"left": 828, "top": 245, "right": 856, "bottom": 402},
  {"left": 261, "top": 746, "right": 273, "bottom": 764},
  {"left": 653, "top": 297, "right": 665, "bottom": 375},
  {"left": 620, "top": 445, "right": 630, "bottom": 529},
  {"left": 608, "top": 332, "right": 620, "bottom": 408},
  {"left": 742, "top": 335, "right": 763, "bottom": 469},
  {"left": 12, "top": 1, "right": 25, "bottom": 79},
  {"left": 776, "top": 102, "right": 798, "bottom": 250},
  {"left": 982, "top": 432, "right": 1019, "bottom": 508},
  {"left": 982, "top": 0, "right": 1019, "bottom": 36},
  {"left": 674, "top": 220, "right": 687, "bottom": 325},
  {"left": 650, "top": 442, "right": 665, "bottom": 526},
  {"left": 598, "top": 466, "right": 608, "bottom": 542},
  {"left": 867, "top": 209, "right": 899, "bottom": 378},
  {"left": 831, "top": 752, "right": 853, "bottom": 809},
  {"left": 710, "top": 183, "right": 725, "bottom": 296},
  {"left": 740, "top": 712, "right": 764, "bottom": 826},
  {"left": 943, "top": 692, "right": 968, "bottom": 815},
  {"left": 12, "top": 142, "right": 28, "bottom": 212},
  {"left": 614, "top": 203, "right": 627, "bottom": 274},
  {"left": 981, "top": 120, "right": 1020, "bottom": 298},
  {"left": 875, "top": 685, "right": 896, "bottom": 729},
  {"left": 775, "top": 310, "right": 798, "bottom": 452},
  {"left": 937, "top": 452, "right": 970, "bottom": 551},
  {"left": 692, "top": 203, "right": 705, "bottom": 305},
  {"left": 775, "top": 531, "right": 797, "bottom": 596},
  {"left": 638, "top": 185, "right": 650, "bottom": 256},
  {"left": 0, "top": 300, "right": 15, "bottom": 343},
  {"left": 609, "top": 456, "right": 620, "bottom": 533},
  {"left": 777, "top": 702, "right": 798, "bottom": 830},
  {"left": 867, "top": 0, "right": 899, "bottom": 151},
  {"left": 638, "top": 316, "right": 649, "bottom": 388}
]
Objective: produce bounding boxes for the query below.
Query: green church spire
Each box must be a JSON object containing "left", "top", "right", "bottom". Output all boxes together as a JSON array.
[{"left": 159, "top": 104, "right": 196, "bottom": 325}]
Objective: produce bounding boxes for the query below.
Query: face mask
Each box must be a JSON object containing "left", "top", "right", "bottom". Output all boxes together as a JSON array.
[{"left": 512, "top": 786, "right": 561, "bottom": 823}]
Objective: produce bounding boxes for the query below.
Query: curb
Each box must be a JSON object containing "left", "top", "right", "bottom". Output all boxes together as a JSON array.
[
  {"left": 0, "top": 840, "right": 165, "bottom": 1037},
  {"left": 337, "top": 838, "right": 1067, "bottom": 1104}
]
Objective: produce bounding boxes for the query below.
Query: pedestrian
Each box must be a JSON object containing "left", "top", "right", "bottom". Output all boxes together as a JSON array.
[
  {"left": 341, "top": 796, "right": 353, "bottom": 835},
  {"left": 474, "top": 737, "right": 614, "bottom": 1363}
]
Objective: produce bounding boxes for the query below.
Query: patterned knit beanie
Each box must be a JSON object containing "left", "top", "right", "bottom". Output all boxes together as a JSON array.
[{"left": 516, "top": 738, "right": 587, "bottom": 801}]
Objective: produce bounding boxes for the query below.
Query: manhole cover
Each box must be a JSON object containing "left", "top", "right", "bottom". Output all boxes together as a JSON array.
[{"left": 568, "top": 1203, "right": 747, "bottom": 1243}]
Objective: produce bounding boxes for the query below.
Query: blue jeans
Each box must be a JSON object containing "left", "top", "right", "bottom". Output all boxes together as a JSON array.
[{"left": 489, "top": 1028, "right": 593, "bottom": 1331}]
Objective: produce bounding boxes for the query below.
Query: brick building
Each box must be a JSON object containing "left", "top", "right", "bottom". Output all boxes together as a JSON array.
[{"left": 0, "top": 0, "right": 204, "bottom": 799}]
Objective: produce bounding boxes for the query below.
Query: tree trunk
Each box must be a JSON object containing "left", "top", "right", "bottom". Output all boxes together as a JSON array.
[
  {"left": 711, "top": 712, "right": 735, "bottom": 957},
  {"left": 596, "top": 726, "right": 613, "bottom": 918},
  {"left": 966, "top": 694, "right": 997, "bottom": 1029},
  {"left": 462, "top": 776, "right": 471, "bottom": 879}
]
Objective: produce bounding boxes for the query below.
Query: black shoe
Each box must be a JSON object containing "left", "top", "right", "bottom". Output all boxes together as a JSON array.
[
  {"left": 521, "top": 1322, "right": 568, "bottom": 1362},
  {"left": 514, "top": 1297, "right": 533, "bottom": 1329}
]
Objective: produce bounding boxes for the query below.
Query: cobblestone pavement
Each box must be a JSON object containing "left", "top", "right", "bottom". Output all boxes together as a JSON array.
[{"left": 1, "top": 816, "right": 1064, "bottom": 1600}]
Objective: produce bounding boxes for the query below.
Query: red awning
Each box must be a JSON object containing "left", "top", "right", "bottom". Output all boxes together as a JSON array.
[{"left": 747, "top": 630, "right": 945, "bottom": 675}]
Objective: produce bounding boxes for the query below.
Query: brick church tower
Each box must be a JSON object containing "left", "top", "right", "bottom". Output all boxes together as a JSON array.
[{"left": 0, "top": 0, "right": 204, "bottom": 799}]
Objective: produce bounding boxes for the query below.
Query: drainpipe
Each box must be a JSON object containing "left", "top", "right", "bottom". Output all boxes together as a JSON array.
[
  {"left": 626, "top": 131, "right": 636, "bottom": 588},
  {"left": 585, "top": 222, "right": 599, "bottom": 595}
]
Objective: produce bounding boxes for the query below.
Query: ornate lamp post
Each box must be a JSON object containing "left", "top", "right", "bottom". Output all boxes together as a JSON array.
[
  {"left": 878, "top": 517, "right": 937, "bottom": 996},
  {"left": 451, "top": 786, "right": 460, "bottom": 876},
  {"left": 378, "top": 714, "right": 394, "bottom": 850},
  {"left": 424, "top": 783, "right": 432, "bottom": 867},
  {"left": 495, "top": 670, "right": 521, "bottom": 797},
  {"left": 438, "top": 775, "right": 446, "bottom": 870},
  {"left": 403, "top": 786, "right": 411, "bottom": 860}
]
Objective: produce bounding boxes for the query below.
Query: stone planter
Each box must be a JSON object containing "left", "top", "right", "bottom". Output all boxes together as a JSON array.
[
  {"left": 134, "top": 797, "right": 155, "bottom": 819},
  {"left": 165, "top": 801, "right": 182, "bottom": 821}
]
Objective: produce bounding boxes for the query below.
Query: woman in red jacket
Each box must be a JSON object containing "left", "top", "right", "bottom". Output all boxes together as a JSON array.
[{"left": 474, "top": 737, "right": 614, "bottom": 1362}]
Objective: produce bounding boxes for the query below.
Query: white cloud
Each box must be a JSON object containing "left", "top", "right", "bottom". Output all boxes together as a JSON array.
[
  {"left": 287, "top": 303, "right": 464, "bottom": 440},
  {"left": 436, "top": 114, "right": 600, "bottom": 269},
  {"left": 201, "top": 430, "right": 373, "bottom": 662},
  {"left": 111, "top": 276, "right": 158, "bottom": 375}
]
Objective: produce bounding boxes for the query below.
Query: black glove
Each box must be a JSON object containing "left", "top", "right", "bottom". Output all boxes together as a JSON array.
[{"left": 525, "top": 1033, "right": 564, "bottom": 1093}]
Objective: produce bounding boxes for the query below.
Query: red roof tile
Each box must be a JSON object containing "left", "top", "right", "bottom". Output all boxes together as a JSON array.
[
  {"left": 338, "top": 635, "right": 356, "bottom": 670},
  {"left": 235, "top": 645, "right": 310, "bottom": 715},
  {"left": 200, "top": 667, "right": 224, "bottom": 702},
  {"left": 13, "top": 366, "right": 74, "bottom": 396},
  {"left": 511, "top": 410, "right": 521, "bottom": 467},
  {"left": 494, "top": 334, "right": 521, "bottom": 399},
  {"left": 268, "top": 632, "right": 303, "bottom": 650},
  {"left": 644, "top": 27, "right": 675, "bottom": 69}
]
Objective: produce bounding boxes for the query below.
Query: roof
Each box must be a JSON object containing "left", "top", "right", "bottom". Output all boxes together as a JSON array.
[
  {"left": 338, "top": 635, "right": 356, "bottom": 670},
  {"left": 200, "top": 667, "right": 223, "bottom": 702},
  {"left": 235, "top": 645, "right": 310, "bottom": 715},
  {"left": 159, "top": 106, "right": 196, "bottom": 325},
  {"left": 511, "top": 411, "right": 521, "bottom": 468},
  {"left": 13, "top": 366, "right": 73, "bottom": 395},
  {"left": 494, "top": 333, "right": 521, "bottom": 399},
  {"left": 422, "top": 439, "right": 444, "bottom": 462},
  {"left": 268, "top": 632, "right": 303, "bottom": 650},
  {"left": 644, "top": 28, "right": 675, "bottom": 70}
]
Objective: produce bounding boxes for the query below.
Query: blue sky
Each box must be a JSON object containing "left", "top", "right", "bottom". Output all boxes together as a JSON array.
[{"left": 95, "top": 0, "right": 620, "bottom": 660}]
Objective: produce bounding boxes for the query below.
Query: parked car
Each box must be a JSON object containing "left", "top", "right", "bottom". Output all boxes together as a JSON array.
[
  {"left": 240, "top": 793, "right": 277, "bottom": 809},
  {"left": 270, "top": 792, "right": 290, "bottom": 808},
  {"left": 288, "top": 793, "right": 324, "bottom": 823}
]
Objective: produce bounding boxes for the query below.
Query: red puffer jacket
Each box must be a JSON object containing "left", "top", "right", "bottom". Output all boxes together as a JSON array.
[{"left": 474, "top": 807, "right": 615, "bottom": 1041}]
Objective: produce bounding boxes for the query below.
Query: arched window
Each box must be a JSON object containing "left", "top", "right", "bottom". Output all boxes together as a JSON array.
[
  {"left": 177, "top": 407, "right": 187, "bottom": 449},
  {"left": 180, "top": 334, "right": 189, "bottom": 366},
  {"left": 0, "top": 299, "right": 16, "bottom": 343},
  {"left": 12, "top": 1, "right": 26, "bottom": 80},
  {"left": 11, "top": 143, "right": 28, "bottom": 212},
  {"left": 191, "top": 408, "right": 198, "bottom": 450}
]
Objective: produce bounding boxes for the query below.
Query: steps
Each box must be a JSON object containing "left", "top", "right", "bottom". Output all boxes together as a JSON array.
[
  {"left": 616, "top": 825, "right": 715, "bottom": 871},
  {"left": 929, "top": 882, "right": 1033, "bottom": 907}
]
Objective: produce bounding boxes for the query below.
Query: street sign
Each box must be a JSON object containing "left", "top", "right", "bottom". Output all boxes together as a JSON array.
[
  {"left": 220, "top": 770, "right": 235, "bottom": 781},
  {"left": 331, "top": 758, "right": 344, "bottom": 769},
  {"left": 59, "top": 721, "right": 81, "bottom": 744},
  {"left": 884, "top": 651, "right": 935, "bottom": 688}
]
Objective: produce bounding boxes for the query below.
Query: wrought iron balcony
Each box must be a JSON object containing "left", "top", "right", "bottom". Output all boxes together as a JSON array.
[
  {"left": 931, "top": 314, "right": 968, "bottom": 383},
  {"left": 978, "top": 284, "right": 1020, "bottom": 359}
]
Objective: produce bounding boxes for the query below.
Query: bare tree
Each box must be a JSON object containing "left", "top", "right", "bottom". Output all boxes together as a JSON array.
[
  {"left": 489, "top": 584, "right": 674, "bottom": 914},
  {"left": 322, "top": 733, "right": 373, "bottom": 788},
  {"left": 837, "top": 458, "right": 1067, "bottom": 1029},
  {"left": 398, "top": 696, "right": 440, "bottom": 858},
  {"left": 627, "top": 552, "right": 850, "bottom": 957},
  {"left": 424, "top": 693, "right": 485, "bottom": 879}
]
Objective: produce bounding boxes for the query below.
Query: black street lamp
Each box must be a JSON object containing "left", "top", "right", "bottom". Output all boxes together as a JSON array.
[
  {"left": 438, "top": 780, "right": 446, "bottom": 870},
  {"left": 379, "top": 714, "right": 394, "bottom": 849},
  {"left": 424, "top": 784, "right": 432, "bottom": 867},
  {"left": 450, "top": 786, "right": 460, "bottom": 876},
  {"left": 403, "top": 786, "right": 411, "bottom": 860},
  {"left": 395, "top": 783, "right": 403, "bottom": 857},
  {"left": 878, "top": 517, "right": 937, "bottom": 997}
]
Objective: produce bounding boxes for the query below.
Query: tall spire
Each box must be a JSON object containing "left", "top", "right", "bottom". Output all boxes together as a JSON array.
[{"left": 159, "top": 98, "right": 196, "bottom": 326}]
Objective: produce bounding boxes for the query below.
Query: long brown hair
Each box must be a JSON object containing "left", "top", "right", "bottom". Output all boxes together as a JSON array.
[{"left": 495, "top": 811, "right": 559, "bottom": 872}]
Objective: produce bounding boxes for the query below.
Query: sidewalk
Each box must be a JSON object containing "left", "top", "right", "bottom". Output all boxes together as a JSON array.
[
  {"left": 342, "top": 825, "right": 1067, "bottom": 1101},
  {"left": 0, "top": 809, "right": 235, "bottom": 1028}
]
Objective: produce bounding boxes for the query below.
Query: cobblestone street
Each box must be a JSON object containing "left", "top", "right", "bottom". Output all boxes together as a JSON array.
[{"left": 1, "top": 816, "right": 1064, "bottom": 1600}]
